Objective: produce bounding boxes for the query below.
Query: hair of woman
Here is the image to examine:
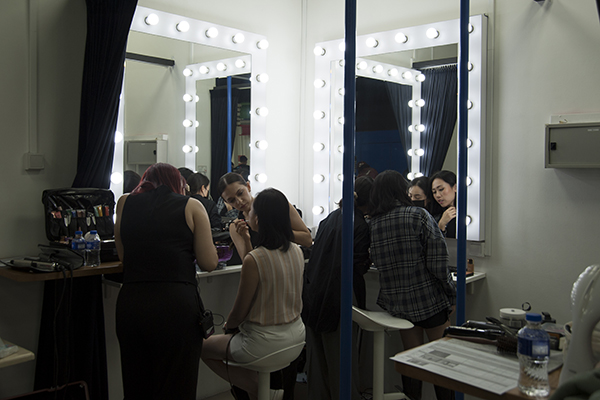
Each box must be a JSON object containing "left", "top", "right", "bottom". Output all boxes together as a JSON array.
[
  {"left": 217, "top": 172, "right": 247, "bottom": 196},
  {"left": 252, "top": 188, "right": 293, "bottom": 252},
  {"left": 131, "top": 163, "right": 186, "bottom": 195},
  {"left": 369, "top": 170, "right": 412, "bottom": 216},
  {"left": 123, "top": 170, "right": 141, "bottom": 193},
  {"left": 187, "top": 172, "right": 210, "bottom": 195},
  {"left": 336, "top": 176, "right": 374, "bottom": 209},
  {"left": 178, "top": 167, "right": 194, "bottom": 181},
  {"left": 429, "top": 170, "right": 457, "bottom": 215}
]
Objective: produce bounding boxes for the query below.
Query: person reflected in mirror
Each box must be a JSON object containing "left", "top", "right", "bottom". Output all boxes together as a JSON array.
[
  {"left": 369, "top": 170, "right": 456, "bottom": 400},
  {"left": 356, "top": 160, "right": 378, "bottom": 179},
  {"left": 114, "top": 163, "right": 218, "bottom": 400},
  {"left": 123, "top": 170, "right": 141, "bottom": 194},
  {"left": 430, "top": 170, "right": 457, "bottom": 238},
  {"left": 233, "top": 155, "right": 250, "bottom": 181},
  {"left": 187, "top": 172, "right": 222, "bottom": 231},
  {"left": 408, "top": 176, "right": 433, "bottom": 211},
  {"left": 201, "top": 188, "right": 306, "bottom": 400},
  {"left": 302, "top": 176, "right": 374, "bottom": 400}
]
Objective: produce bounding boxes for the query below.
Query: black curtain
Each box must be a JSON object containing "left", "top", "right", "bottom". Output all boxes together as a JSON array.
[
  {"left": 385, "top": 81, "right": 413, "bottom": 174},
  {"left": 419, "top": 64, "right": 458, "bottom": 176},
  {"left": 35, "top": 1, "right": 137, "bottom": 399},
  {"left": 210, "top": 87, "right": 241, "bottom": 200}
]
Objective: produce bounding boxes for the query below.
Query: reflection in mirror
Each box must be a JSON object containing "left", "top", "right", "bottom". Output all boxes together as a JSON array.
[
  {"left": 110, "top": 6, "right": 268, "bottom": 201},
  {"left": 312, "top": 16, "right": 487, "bottom": 241}
]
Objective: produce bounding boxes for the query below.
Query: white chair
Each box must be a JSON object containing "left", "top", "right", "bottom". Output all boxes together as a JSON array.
[
  {"left": 224, "top": 341, "right": 305, "bottom": 400},
  {"left": 352, "top": 306, "right": 413, "bottom": 400}
]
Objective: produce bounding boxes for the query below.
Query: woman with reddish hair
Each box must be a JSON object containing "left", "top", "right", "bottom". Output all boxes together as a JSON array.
[{"left": 115, "top": 163, "right": 218, "bottom": 399}]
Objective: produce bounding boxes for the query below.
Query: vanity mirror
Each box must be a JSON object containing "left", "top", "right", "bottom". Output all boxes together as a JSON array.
[
  {"left": 110, "top": 6, "right": 268, "bottom": 200},
  {"left": 312, "top": 15, "right": 487, "bottom": 241}
]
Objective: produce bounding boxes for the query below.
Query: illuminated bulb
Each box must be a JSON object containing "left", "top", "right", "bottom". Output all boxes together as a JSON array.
[
  {"left": 313, "top": 110, "right": 326, "bottom": 120},
  {"left": 415, "top": 148, "right": 425, "bottom": 156},
  {"left": 416, "top": 124, "right": 425, "bottom": 132},
  {"left": 339, "top": 42, "right": 346, "bottom": 52},
  {"left": 256, "top": 39, "right": 269, "bottom": 49},
  {"left": 408, "top": 125, "right": 414, "bottom": 133},
  {"left": 426, "top": 28, "right": 440, "bottom": 39},
  {"left": 466, "top": 215, "right": 472, "bottom": 226},
  {"left": 199, "top": 65, "right": 209, "bottom": 74},
  {"left": 194, "top": 146, "right": 199, "bottom": 153},
  {"left": 356, "top": 61, "right": 368, "bottom": 70},
  {"left": 388, "top": 68, "right": 398, "bottom": 77},
  {"left": 467, "top": 62, "right": 474, "bottom": 71},
  {"left": 373, "top": 65, "right": 384, "bottom": 73},
  {"left": 468, "top": 23, "right": 474, "bottom": 33},
  {"left": 407, "top": 172, "right": 415, "bottom": 180},
  {"left": 407, "top": 149, "right": 414, "bottom": 157},
  {"left": 195, "top": 95, "right": 200, "bottom": 102},
  {"left": 183, "top": 68, "right": 193, "bottom": 77},
  {"left": 176, "top": 21, "right": 190, "bottom": 32},
  {"left": 144, "top": 13, "right": 159, "bottom": 26},
  {"left": 232, "top": 33, "right": 245, "bottom": 44},
  {"left": 466, "top": 176, "right": 472, "bottom": 186},
  {"left": 205, "top": 27, "right": 218, "bottom": 38},
  {"left": 182, "top": 119, "right": 193, "bottom": 128},
  {"left": 235, "top": 59, "right": 246, "bottom": 69},
  {"left": 216, "top": 62, "right": 227, "bottom": 72},
  {"left": 313, "top": 46, "right": 326, "bottom": 56},
  {"left": 255, "top": 140, "right": 269, "bottom": 150},
  {"left": 312, "top": 206, "right": 324, "bottom": 215},
  {"left": 466, "top": 138, "right": 473, "bottom": 148},
  {"left": 256, "top": 107, "right": 269, "bottom": 116},
  {"left": 183, "top": 94, "right": 193, "bottom": 102},
  {"left": 416, "top": 73, "right": 426, "bottom": 82},
  {"left": 467, "top": 100, "right": 473, "bottom": 109},
  {"left": 194, "top": 121, "right": 199, "bottom": 128},
  {"left": 402, "top": 71, "right": 413, "bottom": 80},
  {"left": 416, "top": 99, "right": 425, "bottom": 107},
  {"left": 337, "top": 174, "right": 343, "bottom": 181},
  {"left": 114, "top": 131, "right": 123, "bottom": 143},
  {"left": 337, "top": 145, "right": 344, "bottom": 153},
  {"left": 338, "top": 88, "right": 345, "bottom": 96},
  {"left": 256, "top": 73, "right": 269, "bottom": 83},
  {"left": 313, "top": 174, "right": 325, "bottom": 183},
  {"left": 111, "top": 172, "right": 123, "bottom": 184},
  {"left": 338, "top": 117, "right": 344, "bottom": 125},
  {"left": 255, "top": 173, "right": 268, "bottom": 183},
  {"left": 395, "top": 32, "right": 408, "bottom": 43},
  {"left": 365, "top": 37, "right": 379, "bottom": 48},
  {"left": 182, "top": 145, "right": 193, "bottom": 153},
  {"left": 313, "top": 142, "right": 325, "bottom": 152},
  {"left": 314, "top": 79, "right": 326, "bottom": 88},
  {"left": 415, "top": 172, "right": 423, "bottom": 178},
  {"left": 408, "top": 100, "right": 415, "bottom": 108}
]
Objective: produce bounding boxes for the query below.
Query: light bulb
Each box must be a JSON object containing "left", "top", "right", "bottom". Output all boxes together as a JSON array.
[
  {"left": 313, "top": 142, "right": 325, "bottom": 152},
  {"left": 415, "top": 172, "right": 423, "bottom": 178},
  {"left": 182, "top": 145, "right": 193, "bottom": 153},
  {"left": 395, "top": 32, "right": 408, "bottom": 43},
  {"left": 313, "top": 46, "right": 326, "bottom": 56},
  {"left": 388, "top": 68, "right": 398, "bottom": 77},
  {"left": 338, "top": 60, "right": 345, "bottom": 67},
  {"left": 235, "top": 59, "right": 246, "bottom": 69},
  {"left": 255, "top": 173, "right": 268, "bottom": 183},
  {"left": 416, "top": 73, "right": 426, "bottom": 82},
  {"left": 426, "top": 28, "right": 440, "bottom": 39},
  {"left": 313, "top": 110, "right": 326, "bottom": 120},
  {"left": 415, "top": 148, "right": 425, "bottom": 156},
  {"left": 408, "top": 100, "right": 415, "bottom": 108},
  {"left": 357, "top": 61, "right": 368, "bottom": 70},
  {"left": 114, "top": 131, "right": 123, "bottom": 143},
  {"left": 176, "top": 21, "right": 190, "bottom": 32},
  {"left": 365, "top": 37, "right": 379, "bottom": 48},
  {"left": 216, "top": 62, "right": 227, "bottom": 72},
  {"left": 338, "top": 117, "right": 344, "bottom": 125},
  {"left": 183, "top": 68, "right": 193, "bottom": 77},
  {"left": 256, "top": 107, "right": 269, "bottom": 116},
  {"left": 416, "top": 99, "right": 425, "bottom": 107},
  {"left": 408, "top": 125, "right": 414, "bottom": 133},
  {"left": 199, "top": 65, "right": 209, "bottom": 74},
  {"left": 416, "top": 124, "right": 425, "bottom": 132},
  {"left": 205, "top": 27, "right": 218, "bottom": 38},
  {"left": 338, "top": 42, "right": 346, "bottom": 52},
  {"left": 407, "top": 172, "right": 415, "bottom": 180},
  {"left": 466, "top": 138, "right": 473, "bottom": 148},
  {"left": 337, "top": 145, "right": 344, "bottom": 153},
  {"left": 466, "top": 176, "right": 472, "bottom": 186},
  {"left": 338, "top": 88, "right": 345, "bottom": 96},
  {"left": 232, "top": 33, "right": 245, "bottom": 44},
  {"left": 144, "top": 14, "right": 159, "bottom": 26},
  {"left": 337, "top": 174, "right": 344, "bottom": 181},
  {"left": 467, "top": 62, "right": 474, "bottom": 71},
  {"left": 373, "top": 65, "right": 383, "bottom": 73},
  {"left": 111, "top": 172, "right": 123, "bottom": 184},
  {"left": 194, "top": 121, "right": 199, "bottom": 128},
  {"left": 402, "top": 71, "right": 413, "bottom": 80},
  {"left": 314, "top": 79, "right": 326, "bottom": 88},
  {"left": 312, "top": 206, "right": 324, "bottom": 215},
  {"left": 313, "top": 174, "right": 325, "bottom": 183},
  {"left": 468, "top": 23, "right": 474, "bottom": 33},
  {"left": 183, "top": 94, "right": 193, "bottom": 102},
  {"left": 257, "top": 39, "right": 269, "bottom": 49},
  {"left": 466, "top": 215, "right": 472, "bottom": 226},
  {"left": 256, "top": 73, "right": 269, "bottom": 83},
  {"left": 407, "top": 149, "right": 414, "bottom": 157},
  {"left": 467, "top": 100, "right": 473, "bottom": 109},
  {"left": 255, "top": 140, "right": 269, "bottom": 150},
  {"left": 195, "top": 95, "right": 200, "bottom": 102},
  {"left": 183, "top": 119, "right": 193, "bottom": 128},
  {"left": 194, "top": 146, "right": 199, "bottom": 153}
]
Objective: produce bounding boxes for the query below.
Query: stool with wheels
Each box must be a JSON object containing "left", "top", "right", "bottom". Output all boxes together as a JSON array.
[
  {"left": 224, "top": 341, "right": 305, "bottom": 400},
  {"left": 353, "top": 306, "right": 413, "bottom": 400}
]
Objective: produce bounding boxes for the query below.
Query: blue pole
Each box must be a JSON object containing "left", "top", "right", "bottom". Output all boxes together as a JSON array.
[
  {"left": 457, "top": 0, "right": 470, "bottom": 328},
  {"left": 340, "top": 0, "right": 357, "bottom": 398},
  {"left": 227, "top": 76, "right": 232, "bottom": 173}
]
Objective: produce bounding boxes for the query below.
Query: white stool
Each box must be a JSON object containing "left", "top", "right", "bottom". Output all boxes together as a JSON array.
[
  {"left": 352, "top": 306, "right": 413, "bottom": 400},
  {"left": 224, "top": 341, "right": 305, "bottom": 400}
]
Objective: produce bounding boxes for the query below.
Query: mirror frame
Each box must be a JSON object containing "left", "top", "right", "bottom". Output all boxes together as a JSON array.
[
  {"left": 312, "top": 15, "right": 487, "bottom": 241},
  {"left": 110, "top": 6, "right": 269, "bottom": 199}
]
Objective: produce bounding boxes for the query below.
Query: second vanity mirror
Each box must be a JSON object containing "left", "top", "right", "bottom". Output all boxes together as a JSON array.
[
  {"left": 110, "top": 6, "right": 269, "bottom": 199},
  {"left": 312, "top": 15, "right": 488, "bottom": 241}
]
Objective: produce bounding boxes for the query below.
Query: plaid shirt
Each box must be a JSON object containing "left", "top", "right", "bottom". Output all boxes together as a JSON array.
[{"left": 370, "top": 203, "right": 456, "bottom": 323}]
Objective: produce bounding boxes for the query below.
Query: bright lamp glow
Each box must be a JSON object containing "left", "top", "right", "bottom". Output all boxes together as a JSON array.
[
  {"left": 415, "top": 172, "right": 423, "bottom": 178},
  {"left": 255, "top": 140, "right": 269, "bottom": 150},
  {"left": 407, "top": 172, "right": 415, "bottom": 180},
  {"left": 408, "top": 100, "right": 415, "bottom": 108},
  {"left": 199, "top": 65, "right": 209, "bottom": 74},
  {"left": 314, "top": 79, "right": 326, "bottom": 88},
  {"left": 232, "top": 33, "right": 245, "bottom": 44},
  {"left": 415, "top": 148, "right": 425, "bottom": 156},
  {"left": 257, "top": 39, "right": 269, "bottom": 49},
  {"left": 337, "top": 174, "right": 343, "bottom": 181},
  {"left": 337, "top": 145, "right": 344, "bottom": 153},
  {"left": 466, "top": 176, "right": 473, "bottom": 186},
  {"left": 111, "top": 172, "right": 123, "bottom": 184},
  {"left": 183, "top": 94, "right": 193, "bottom": 102},
  {"left": 114, "top": 131, "right": 123, "bottom": 143},
  {"left": 467, "top": 62, "right": 474, "bottom": 71},
  {"left": 256, "top": 107, "right": 269, "bottom": 116},
  {"left": 216, "top": 62, "right": 227, "bottom": 71},
  {"left": 255, "top": 173, "right": 268, "bottom": 183},
  {"left": 338, "top": 117, "right": 344, "bottom": 125},
  {"left": 426, "top": 28, "right": 440, "bottom": 39},
  {"left": 415, "top": 99, "right": 425, "bottom": 107},
  {"left": 314, "top": 46, "right": 326, "bottom": 56},
  {"left": 235, "top": 59, "right": 246, "bottom": 68},
  {"left": 144, "top": 14, "right": 159, "bottom": 26},
  {"left": 467, "top": 100, "right": 473, "bottom": 109},
  {"left": 356, "top": 61, "right": 368, "bottom": 70},
  {"left": 373, "top": 65, "right": 383, "bottom": 73},
  {"left": 416, "top": 73, "right": 426, "bottom": 82},
  {"left": 313, "top": 174, "right": 325, "bottom": 183},
  {"left": 183, "top": 68, "right": 193, "bottom": 77},
  {"left": 183, "top": 119, "right": 193, "bottom": 128},
  {"left": 468, "top": 23, "right": 474, "bottom": 33},
  {"left": 313, "top": 142, "right": 325, "bottom": 152},
  {"left": 466, "top": 138, "right": 473, "bottom": 148},
  {"left": 402, "top": 71, "right": 413, "bottom": 80},
  {"left": 182, "top": 145, "right": 193, "bottom": 153},
  {"left": 365, "top": 37, "right": 378, "bottom": 48},
  {"left": 407, "top": 149, "right": 414, "bottom": 157},
  {"left": 416, "top": 124, "right": 425, "bottom": 132},
  {"left": 338, "top": 88, "right": 345, "bottom": 96},
  {"left": 339, "top": 42, "right": 346, "bottom": 52},
  {"left": 395, "top": 32, "right": 408, "bottom": 43},
  {"left": 466, "top": 215, "right": 472, "bottom": 226},
  {"left": 176, "top": 21, "right": 190, "bottom": 32},
  {"left": 194, "top": 146, "right": 199, "bottom": 153},
  {"left": 388, "top": 68, "right": 398, "bottom": 77},
  {"left": 256, "top": 73, "right": 269, "bottom": 83},
  {"left": 205, "top": 27, "right": 218, "bottom": 38},
  {"left": 312, "top": 206, "right": 324, "bottom": 215},
  {"left": 313, "top": 110, "right": 326, "bottom": 120}
]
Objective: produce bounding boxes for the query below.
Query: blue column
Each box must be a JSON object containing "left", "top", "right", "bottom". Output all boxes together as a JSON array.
[
  {"left": 340, "top": 0, "right": 357, "bottom": 399},
  {"left": 227, "top": 76, "right": 232, "bottom": 173}
]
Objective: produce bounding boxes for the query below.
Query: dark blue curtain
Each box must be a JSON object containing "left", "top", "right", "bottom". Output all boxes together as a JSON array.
[
  {"left": 385, "top": 82, "right": 413, "bottom": 173},
  {"left": 210, "top": 87, "right": 240, "bottom": 200},
  {"left": 419, "top": 64, "right": 458, "bottom": 176},
  {"left": 35, "top": 2, "right": 137, "bottom": 399}
]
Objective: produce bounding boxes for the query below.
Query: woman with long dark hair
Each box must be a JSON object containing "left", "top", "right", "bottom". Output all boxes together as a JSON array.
[
  {"left": 369, "top": 170, "right": 456, "bottom": 400},
  {"left": 429, "top": 170, "right": 457, "bottom": 238},
  {"left": 114, "top": 163, "right": 218, "bottom": 399},
  {"left": 201, "top": 188, "right": 305, "bottom": 400}
]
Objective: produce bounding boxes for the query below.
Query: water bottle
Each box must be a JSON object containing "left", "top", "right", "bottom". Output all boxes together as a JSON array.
[
  {"left": 84, "top": 230, "right": 101, "bottom": 267},
  {"left": 71, "top": 231, "right": 86, "bottom": 258},
  {"left": 517, "top": 313, "right": 550, "bottom": 397}
]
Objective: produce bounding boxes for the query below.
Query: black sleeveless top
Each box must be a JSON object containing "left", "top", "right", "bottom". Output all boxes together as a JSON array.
[{"left": 120, "top": 185, "right": 196, "bottom": 285}]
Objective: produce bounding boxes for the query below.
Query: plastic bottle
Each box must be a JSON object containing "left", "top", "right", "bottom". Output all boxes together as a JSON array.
[
  {"left": 71, "top": 231, "right": 86, "bottom": 258},
  {"left": 84, "top": 230, "right": 101, "bottom": 267},
  {"left": 517, "top": 313, "right": 550, "bottom": 397}
]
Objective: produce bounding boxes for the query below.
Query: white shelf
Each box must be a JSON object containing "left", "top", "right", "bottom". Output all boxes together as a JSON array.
[{"left": 0, "top": 341, "right": 35, "bottom": 369}]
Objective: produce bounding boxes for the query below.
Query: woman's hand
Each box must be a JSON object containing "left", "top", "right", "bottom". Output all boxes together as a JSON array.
[
  {"left": 439, "top": 206, "right": 457, "bottom": 232},
  {"left": 231, "top": 218, "right": 250, "bottom": 240}
]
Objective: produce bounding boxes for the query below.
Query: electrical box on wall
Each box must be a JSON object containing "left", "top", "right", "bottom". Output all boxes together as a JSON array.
[{"left": 545, "top": 122, "right": 600, "bottom": 168}]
